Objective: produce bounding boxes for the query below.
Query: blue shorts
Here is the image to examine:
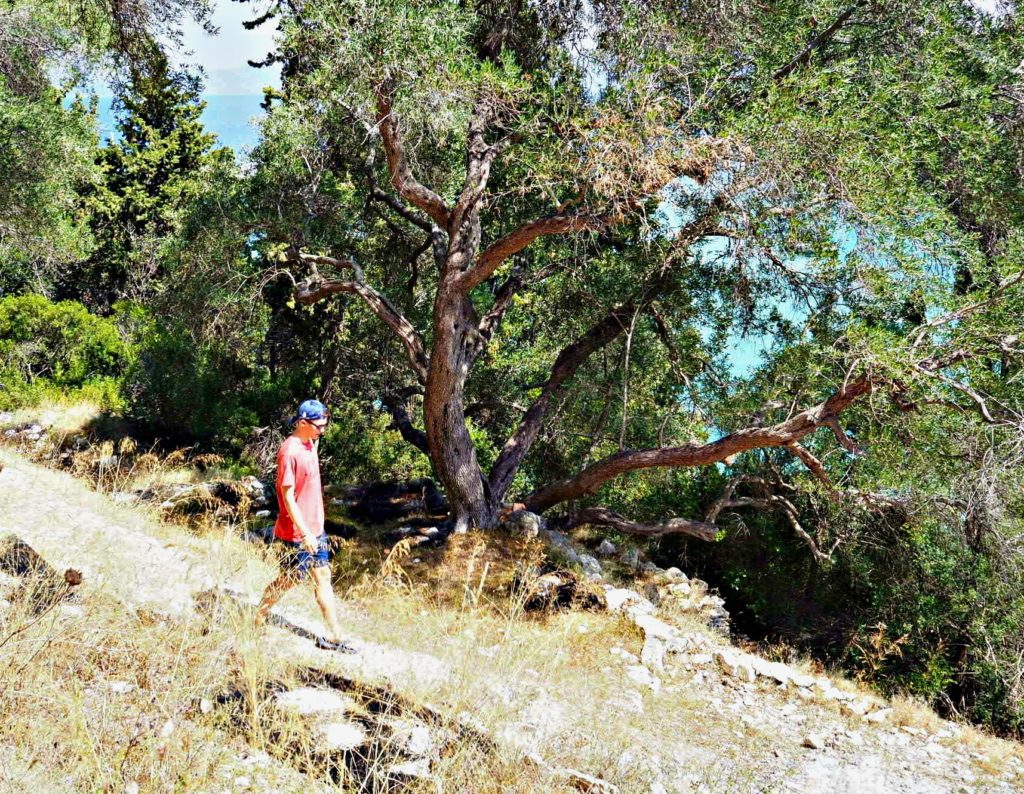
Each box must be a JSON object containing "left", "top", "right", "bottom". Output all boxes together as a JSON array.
[{"left": 277, "top": 534, "right": 331, "bottom": 579}]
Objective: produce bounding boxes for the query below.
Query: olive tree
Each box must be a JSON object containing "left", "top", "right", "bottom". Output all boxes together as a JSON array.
[{"left": 245, "top": 0, "right": 1024, "bottom": 536}]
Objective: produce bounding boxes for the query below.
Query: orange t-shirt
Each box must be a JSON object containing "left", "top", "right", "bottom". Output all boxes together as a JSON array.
[{"left": 273, "top": 435, "right": 325, "bottom": 542}]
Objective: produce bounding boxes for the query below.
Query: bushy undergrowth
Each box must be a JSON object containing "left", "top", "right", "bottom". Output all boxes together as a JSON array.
[
  {"left": 0, "top": 295, "right": 295, "bottom": 454},
  {"left": 675, "top": 504, "right": 1024, "bottom": 737},
  {"left": 125, "top": 313, "right": 286, "bottom": 449},
  {"left": 0, "top": 294, "right": 129, "bottom": 410}
]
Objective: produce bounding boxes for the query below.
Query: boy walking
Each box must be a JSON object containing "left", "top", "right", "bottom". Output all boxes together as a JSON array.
[{"left": 256, "top": 399, "right": 356, "bottom": 653}]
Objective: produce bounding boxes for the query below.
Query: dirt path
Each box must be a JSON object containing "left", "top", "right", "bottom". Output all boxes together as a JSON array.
[
  {"left": 1, "top": 447, "right": 1021, "bottom": 793},
  {"left": 0, "top": 448, "right": 226, "bottom": 617},
  {"left": 0, "top": 448, "right": 450, "bottom": 692}
]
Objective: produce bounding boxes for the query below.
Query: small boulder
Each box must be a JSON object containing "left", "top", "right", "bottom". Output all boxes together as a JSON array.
[
  {"left": 750, "top": 658, "right": 792, "bottom": 686},
  {"left": 504, "top": 510, "right": 543, "bottom": 539},
  {"left": 625, "top": 664, "right": 661, "bottom": 692},
  {"left": 386, "top": 758, "right": 434, "bottom": 783},
  {"left": 596, "top": 539, "right": 617, "bottom": 557},
  {"left": 275, "top": 687, "right": 357, "bottom": 717},
  {"left": 864, "top": 707, "right": 894, "bottom": 724},
  {"left": 802, "top": 734, "right": 827, "bottom": 750},
  {"left": 239, "top": 475, "right": 269, "bottom": 504},
  {"left": 842, "top": 699, "right": 872, "bottom": 717},
  {"left": 389, "top": 719, "right": 436, "bottom": 757},
  {"left": 603, "top": 587, "right": 651, "bottom": 613},
  {"left": 714, "top": 650, "right": 755, "bottom": 683},
  {"left": 319, "top": 721, "right": 368, "bottom": 751},
  {"left": 562, "top": 769, "right": 620, "bottom": 793},
  {"left": 578, "top": 553, "right": 603, "bottom": 579},
  {"left": 632, "top": 612, "right": 678, "bottom": 642},
  {"left": 640, "top": 637, "right": 666, "bottom": 671},
  {"left": 541, "top": 528, "right": 581, "bottom": 563}
]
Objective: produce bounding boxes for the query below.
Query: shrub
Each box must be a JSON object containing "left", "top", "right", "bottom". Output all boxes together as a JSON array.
[
  {"left": 124, "top": 311, "right": 305, "bottom": 452},
  {"left": 675, "top": 500, "right": 1024, "bottom": 737},
  {"left": 0, "top": 294, "right": 130, "bottom": 409}
]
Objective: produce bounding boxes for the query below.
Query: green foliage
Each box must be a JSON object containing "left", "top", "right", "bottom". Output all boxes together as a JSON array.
[
  {"left": 70, "top": 52, "right": 232, "bottom": 308},
  {"left": 0, "top": 294, "right": 128, "bottom": 385},
  {"left": 321, "top": 402, "right": 433, "bottom": 484},
  {"left": 0, "top": 295, "right": 129, "bottom": 409},
  {"left": 3, "top": 0, "right": 1024, "bottom": 738},
  {"left": 0, "top": 79, "right": 98, "bottom": 288},
  {"left": 0, "top": 0, "right": 214, "bottom": 293},
  {"left": 124, "top": 307, "right": 287, "bottom": 448}
]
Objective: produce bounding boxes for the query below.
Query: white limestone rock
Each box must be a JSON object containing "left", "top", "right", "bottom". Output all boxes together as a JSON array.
[
  {"left": 626, "top": 664, "right": 661, "bottom": 692},
  {"left": 319, "top": 721, "right": 367, "bottom": 751},
  {"left": 275, "top": 687, "right": 357, "bottom": 717}
]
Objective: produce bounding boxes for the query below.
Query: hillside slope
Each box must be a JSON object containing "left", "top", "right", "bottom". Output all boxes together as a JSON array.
[{"left": 0, "top": 447, "right": 1022, "bottom": 793}]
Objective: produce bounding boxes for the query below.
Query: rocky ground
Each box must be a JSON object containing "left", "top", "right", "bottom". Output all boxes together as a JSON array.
[{"left": 1, "top": 440, "right": 1023, "bottom": 792}]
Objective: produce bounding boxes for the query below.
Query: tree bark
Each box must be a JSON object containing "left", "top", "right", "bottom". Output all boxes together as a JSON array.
[{"left": 424, "top": 281, "right": 497, "bottom": 531}]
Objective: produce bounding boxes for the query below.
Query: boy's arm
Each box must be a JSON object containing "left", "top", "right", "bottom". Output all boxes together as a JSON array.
[{"left": 281, "top": 484, "right": 318, "bottom": 554}]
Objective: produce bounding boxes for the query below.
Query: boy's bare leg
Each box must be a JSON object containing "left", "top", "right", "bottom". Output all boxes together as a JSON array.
[
  {"left": 255, "top": 573, "right": 295, "bottom": 628},
  {"left": 310, "top": 564, "right": 344, "bottom": 643}
]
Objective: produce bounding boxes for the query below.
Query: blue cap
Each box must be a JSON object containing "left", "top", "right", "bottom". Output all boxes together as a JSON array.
[{"left": 290, "top": 399, "right": 327, "bottom": 425}]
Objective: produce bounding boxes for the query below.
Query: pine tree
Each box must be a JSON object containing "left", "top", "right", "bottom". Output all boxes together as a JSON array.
[{"left": 72, "top": 51, "right": 230, "bottom": 310}]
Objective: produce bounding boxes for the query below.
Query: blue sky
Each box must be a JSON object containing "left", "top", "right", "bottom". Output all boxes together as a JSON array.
[
  {"left": 88, "top": 3, "right": 282, "bottom": 148},
  {"left": 175, "top": 1, "right": 281, "bottom": 94}
]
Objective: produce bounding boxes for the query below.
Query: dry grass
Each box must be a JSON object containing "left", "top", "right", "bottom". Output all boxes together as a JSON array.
[
  {"left": 0, "top": 552, "right": 547, "bottom": 792},
  {"left": 0, "top": 577, "right": 283, "bottom": 790},
  {"left": 890, "top": 694, "right": 948, "bottom": 733},
  {"left": 319, "top": 532, "right": 787, "bottom": 791},
  {"left": 4, "top": 403, "right": 1024, "bottom": 791}
]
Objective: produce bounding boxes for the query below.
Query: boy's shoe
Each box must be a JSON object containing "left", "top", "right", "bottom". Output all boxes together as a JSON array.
[{"left": 315, "top": 635, "right": 359, "bottom": 654}]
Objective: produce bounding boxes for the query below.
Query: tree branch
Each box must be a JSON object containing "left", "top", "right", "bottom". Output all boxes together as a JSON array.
[
  {"left": 522, "top": 376, "right": 873, "bottom": 513},
  {"left": 295, "top": 252, "right": 429, "bottom": 384},
  {"left": 911, "top": 363, "right": 1003, "bottom": 425},
  {"left": 368, "top": 182, "right": 434, "bottom": 234},
  {"left": 561, "top": 506, "right": 718, "bottom": 542},
  {"left": 459, "top": 211, "right": 607, "bottom": 292},
  {"left": 773, "top": 2, "right": 868, "bottom": 81},
  {"left": 449, "top": 94, "right": 506, "bottom": 239},
  {"left": 824, "top": 418, "right": 866, "bottom": 456},
  {"left": 488, "top": 205, "right": 732, "bottom": 500},
  {"left": 381, "top": 389, "right": 429, "bottom": 455},
  {"left": 705, "top": 475, "right": 838, "bottom": 562},
  {"left": 488, "top": 271, "right": 678, "bottom": 501},
  {"left": 785, "top": 442, "right": 832, "bottom": 486},
  {"left": 477, "top": 261, "right": 564, "bottom": 343},
  {"left": 374, "top": 82, "right": 451, "bottom": 228},
  {"left": 910, "top": 268, "right": 1024, "bottom": 350}
]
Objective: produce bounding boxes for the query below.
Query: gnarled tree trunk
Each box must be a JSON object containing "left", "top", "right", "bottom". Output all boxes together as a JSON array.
[{"left": 424, "top": 283, "right": 498, "bottom": 531}]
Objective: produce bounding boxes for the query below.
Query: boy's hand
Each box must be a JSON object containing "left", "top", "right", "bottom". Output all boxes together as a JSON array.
[{"left": 302, "top": 535, "right": 319, "bottom": 555}]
